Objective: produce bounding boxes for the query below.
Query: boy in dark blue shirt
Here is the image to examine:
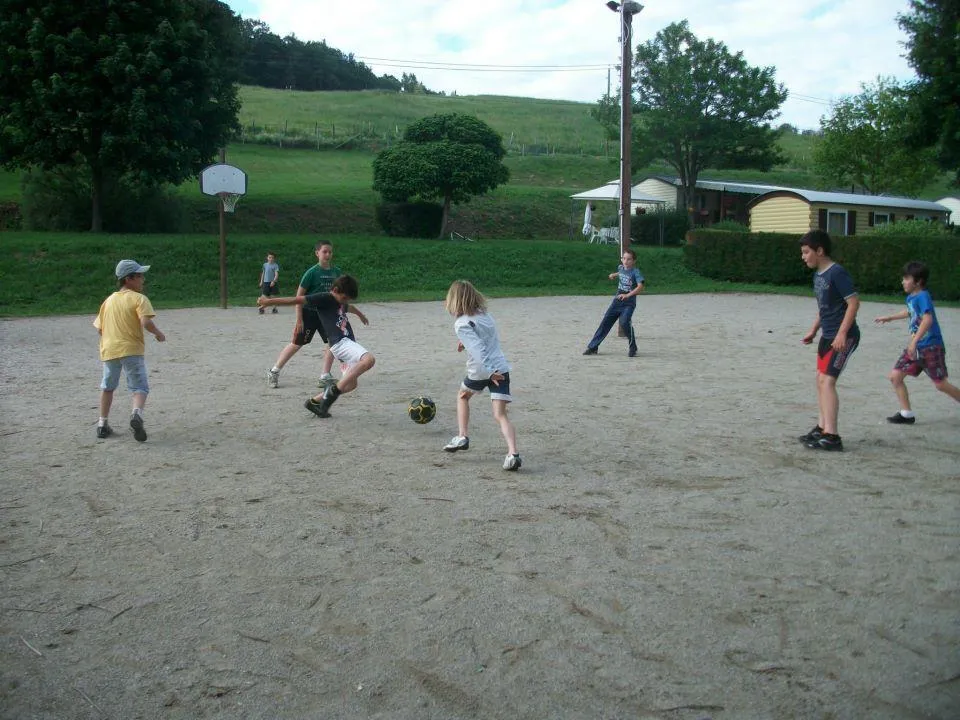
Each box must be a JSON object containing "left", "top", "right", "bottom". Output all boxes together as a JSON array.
[
  {"left": 799, "top": 230, "right": 861, "bottom": 451},
  {"left": 582, "top": 249, "right": 645, "bottom": 358},
  {"left": 875, "top": 261, "right": 960, "bottom": 423}
]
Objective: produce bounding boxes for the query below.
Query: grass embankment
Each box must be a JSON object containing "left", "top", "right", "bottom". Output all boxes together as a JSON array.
[{"left": 1, "top": 232, "right": 824, "bottom": 318}]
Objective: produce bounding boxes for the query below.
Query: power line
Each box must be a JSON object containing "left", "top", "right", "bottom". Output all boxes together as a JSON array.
[
  {"left": 357, "top": 54, "right": 837, "bottom": 106},
  {"left": 356, "top": 55, "right": 612, "bottom": 71}
]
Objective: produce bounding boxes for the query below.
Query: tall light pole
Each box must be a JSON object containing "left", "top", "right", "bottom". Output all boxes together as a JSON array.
[{"left": 606, "top": 1, "right": 643, "bottom": 255}]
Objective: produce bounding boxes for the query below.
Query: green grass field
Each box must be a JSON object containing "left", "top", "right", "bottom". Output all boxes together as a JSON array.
[{"left": 0, "top": 231, "right": 830, "bottom": 317}]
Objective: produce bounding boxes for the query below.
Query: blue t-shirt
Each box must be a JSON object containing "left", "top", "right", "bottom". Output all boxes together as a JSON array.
[
  {"left": 261, "top": 261, "right": 279, "bottom": 283},
  {"left": 617, "top": 265, "right": 644, "bottom": 293},
  {"left": 906, "top": 289, "right": 943, "bottom": 349},
  {"left": 814, "top": 263, "right": 858, "bottom": 339}
]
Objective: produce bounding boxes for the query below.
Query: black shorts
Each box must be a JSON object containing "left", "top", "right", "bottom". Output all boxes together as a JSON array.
[
  {"left": 817, "top": 330, "right": 859, "bottom": 378},
  {"left": 293, "top": 309, "right": 328, "bottom": 346},
  {"left": 261, "top": 281, "right": 278, "bottom": 297},
  {"left": 292, "top": 313, "right": 354, "bottom": 347}
]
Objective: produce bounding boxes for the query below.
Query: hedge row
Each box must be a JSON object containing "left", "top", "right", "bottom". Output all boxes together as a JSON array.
[{"left": 684, "top": 230, "right": 960, "bottom": 299}]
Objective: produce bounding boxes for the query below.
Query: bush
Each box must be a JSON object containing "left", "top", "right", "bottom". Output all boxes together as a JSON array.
[
  {"left": 868, "top": 219, "right": 956, "bottom": 238},
  {"left": 684, "top": 229, "right": 960, "bottom": 299},
  {"left": 375, "top": 201, "right": 443, "bottom": 237},
  {"left": 632, "top": 208, "right": 691, "bottom": 245},
  {"left": 0, "top": 201, "right": 22, "bottom": 230},
  {"left": 709, "top": 219, "right": 751, "bottom": 233},
  {"left": 21, "top": 166, "right": 186, "bottom": 233}
]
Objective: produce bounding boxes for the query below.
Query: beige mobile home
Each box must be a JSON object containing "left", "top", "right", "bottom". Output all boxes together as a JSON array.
[
  {"left": 634, "top": 176, "right": 788, "bottom": 226},
  {"left": 748, "top": 189, "right": 949, "bottom": 235}
]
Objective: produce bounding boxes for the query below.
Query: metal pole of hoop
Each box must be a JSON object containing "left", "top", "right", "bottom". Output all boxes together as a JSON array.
[{"left": 217, "top": 149, "right": 227, "bottom": 309}]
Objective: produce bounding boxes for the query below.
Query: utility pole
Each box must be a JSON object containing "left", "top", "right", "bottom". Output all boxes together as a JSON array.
[{"left": 607, "top": 1, "right": 643, "bottom": 255}]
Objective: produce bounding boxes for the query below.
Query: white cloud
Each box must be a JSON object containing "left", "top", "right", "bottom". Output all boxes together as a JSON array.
[{"left": 235, "top": 0, "right": 916, "bottom": 130}]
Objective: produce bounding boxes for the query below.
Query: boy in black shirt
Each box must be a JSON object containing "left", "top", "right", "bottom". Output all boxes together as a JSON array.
[{"left": 259, "top": 275, "right": 373, "bottom": 418}]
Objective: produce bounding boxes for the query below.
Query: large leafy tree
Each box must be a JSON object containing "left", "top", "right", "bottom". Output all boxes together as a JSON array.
[
  {"left": 628, "top": 21, "right": 787, "bottom": 219},
  {"left": 0, "top": 0, "right": 242, "bottom": 231},
  {"left": 897, "top": 0, "right": 960, "bottom": 184},
  {"left": 813, "top": 78, "right": 940, "bottom": 196},
  {"left": 372, "top": 114, "right": 509, "bottom": 237}
]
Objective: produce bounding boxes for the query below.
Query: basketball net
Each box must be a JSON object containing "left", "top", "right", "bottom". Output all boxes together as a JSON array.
[{"left": 218, "top": 192, "right": 241, "bottom": 213}]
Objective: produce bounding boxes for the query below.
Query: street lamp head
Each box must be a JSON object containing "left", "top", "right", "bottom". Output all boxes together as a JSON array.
[{"left": 606, "top": 1, "right": 644, "bottom": 13}]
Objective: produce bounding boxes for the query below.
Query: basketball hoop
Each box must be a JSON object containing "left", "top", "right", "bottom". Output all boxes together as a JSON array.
[
  {"left": 218, "top": 192, "right": 241, "bottom": 213},
  {"left": 200, "top": 163, "right": 247, "bottom": 210}
]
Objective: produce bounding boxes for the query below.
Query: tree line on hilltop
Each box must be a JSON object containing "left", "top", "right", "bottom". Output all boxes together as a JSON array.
[{"left": 239, "top": 18, "right": 438, "bottom": 95}]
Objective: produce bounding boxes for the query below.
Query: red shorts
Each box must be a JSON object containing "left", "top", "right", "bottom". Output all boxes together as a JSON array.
[{"left": 893, "top": 345, "right": 948, "bottom": 382}]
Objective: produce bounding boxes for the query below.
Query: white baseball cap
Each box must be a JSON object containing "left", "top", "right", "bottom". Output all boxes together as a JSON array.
[{"left": 115, "top": 259, "right": 151, "bottom": 278}]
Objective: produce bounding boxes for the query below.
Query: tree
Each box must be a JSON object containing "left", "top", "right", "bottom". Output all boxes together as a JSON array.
[
  {"left": 372, "top": 114, "right": 509, "bottom": 237},
  {"left": 0, "top": 0, "right": 242, "bottom": 231},
  {"left": 627, "top": 21, "right": 787, "bottom": 221},
  {"left": 813, "top": 78, "right": 940, "bottom": 196},
  {"left": 897, "top": 0, "right": 960, "bottom": 184}
]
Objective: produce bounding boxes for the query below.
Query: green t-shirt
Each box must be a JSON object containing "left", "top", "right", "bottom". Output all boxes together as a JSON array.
[{"left": 299, "top": 264, "right": 341, "bottom": 294}]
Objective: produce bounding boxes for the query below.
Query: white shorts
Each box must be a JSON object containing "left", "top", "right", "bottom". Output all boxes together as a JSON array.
[{"left": 330, "top": 337, "right": 369, "bottom": 368}]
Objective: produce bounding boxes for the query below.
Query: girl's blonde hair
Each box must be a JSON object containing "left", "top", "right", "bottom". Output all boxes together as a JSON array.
[{"left": 445, "top": 280, "right": 487, "bottom": 317}]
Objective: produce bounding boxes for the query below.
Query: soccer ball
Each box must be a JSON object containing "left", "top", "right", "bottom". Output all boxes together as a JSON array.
[{"left": 408, "top": 396, "right": 437, "bottom": 424}]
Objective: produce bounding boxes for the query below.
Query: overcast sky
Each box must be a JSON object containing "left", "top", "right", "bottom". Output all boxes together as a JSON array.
[{"left": 225, "top": 0, "right": 917, "bottom": 130}]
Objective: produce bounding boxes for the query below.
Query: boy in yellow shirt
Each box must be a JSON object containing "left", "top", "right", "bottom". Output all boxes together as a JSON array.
[{"left": 93, "top": 260, "right": 166, "bottom": 441}]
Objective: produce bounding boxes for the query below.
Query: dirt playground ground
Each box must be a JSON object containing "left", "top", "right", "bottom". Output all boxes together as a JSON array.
[{"left": 1, "top": 293, "right": 958, "bottom": 719}]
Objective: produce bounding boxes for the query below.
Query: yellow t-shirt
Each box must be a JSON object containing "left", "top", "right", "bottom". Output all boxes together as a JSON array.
[{"left": 93, "top": 289, "right": 156, "bottom": 361}]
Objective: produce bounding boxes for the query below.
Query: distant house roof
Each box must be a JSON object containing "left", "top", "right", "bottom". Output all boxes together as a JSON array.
[
  {"left": 639, "top": 175, "right": 790, "bottom": 195},
  {"left": 748, "top": 189, "right": 949, "bottom": 212},
  {"left": 570, "top": 181, "right": 665, "bottom": 204}
]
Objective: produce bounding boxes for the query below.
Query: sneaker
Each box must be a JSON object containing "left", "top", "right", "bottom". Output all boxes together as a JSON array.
[
  {"left": 798, "top": 426, "right": 823, "bottom": 444},
  {"left": 503, "top": 453, "right": 522, "bottom": 471},
  {"left": 582, "top": 347, "right": 598, "bottom": 355},
  {"left": 130, "top": 414, "right": 147, "bottom": 442},
  {"left": 271, "top": 308, "right": 278, "bottom": 314},
  {"left": 887, "top": 412, "right": 916, "bottom": 425},
  {"left": 806, "top": 435, "right": 843, "bottom": 452},
  {"left": 96, "top": 424, "right": 113, "bottom": 439},
  {"left": 267, "top": 369, "right": 279, "bottom": 388},
  {"left": 628, "top": 349, "right": 637, "bottom": 358},
  {"left": 317, "top": 372, "right": 335, "bottom": 389},
  {"left": 304, "top": 398, "right": 330, "bottom": 418},
  {"left": 258, "top": 307, "right": 265, "bottom": 315},
  {"left": 443, "top": 436, "right": 469, "bottom": 452}
]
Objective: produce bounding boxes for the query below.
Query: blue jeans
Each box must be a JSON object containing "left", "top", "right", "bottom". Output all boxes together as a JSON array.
[{"left": 587, "top": 296, "right": 637, "bottom": 353}]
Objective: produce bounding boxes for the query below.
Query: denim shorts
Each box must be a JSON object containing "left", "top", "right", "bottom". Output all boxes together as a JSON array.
[{"left": 101, "top": 355, "right": 149, "bottom": 394}]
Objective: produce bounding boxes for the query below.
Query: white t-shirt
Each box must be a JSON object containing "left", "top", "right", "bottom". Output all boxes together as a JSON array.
[{"left": 454, "top": 313, "right": 511, "bottom": 381}]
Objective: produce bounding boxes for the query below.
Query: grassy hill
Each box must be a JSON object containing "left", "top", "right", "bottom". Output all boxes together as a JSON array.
[{"left": 0, "top": 86, "right": 955, "bottom": 238}]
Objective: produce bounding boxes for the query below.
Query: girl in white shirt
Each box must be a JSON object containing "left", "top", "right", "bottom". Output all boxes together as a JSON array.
[{"left": 442, "top": 280, "right": 521, "bottom": 471}]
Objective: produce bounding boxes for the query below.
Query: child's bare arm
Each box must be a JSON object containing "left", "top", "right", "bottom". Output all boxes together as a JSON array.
[
  {"left": 348, "top": 305, "right": 369, "bottom": 325},
  {"left": 874, "top": 309, "right": 909, "bottom": 324},
  {"left": 259, "top": 295, "right": 305, "bottom": 308},
  {"left": 141, "top": 316, "right": 165, "bottom": 342}
]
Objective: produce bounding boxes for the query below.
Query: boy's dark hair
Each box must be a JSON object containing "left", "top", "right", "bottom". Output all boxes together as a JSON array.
[
  {"left": 331, "top": 274, "right": 358, "bottom": 299},
  {"left": 315, "top": 240, "right": 333, "bottom": 251},
  {"left": 623, "top": 248, "right": 636, "bottom": 260},
  {"left": 799, "top": 229, "right": 832, "bottom": 256},
  {"left": 267, "top": 252, "right": 276, "bottom": 257},
  {"left": 116, "top": 273, "right": 141, "bottom": 289},
  {"left": 902, "top": 260, "right": 929, "bottom": 286}
]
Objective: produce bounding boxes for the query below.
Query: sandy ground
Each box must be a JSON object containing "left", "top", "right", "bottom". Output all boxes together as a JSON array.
[{"left": 1, "top": 293, "right": 959, "bottom": 720}]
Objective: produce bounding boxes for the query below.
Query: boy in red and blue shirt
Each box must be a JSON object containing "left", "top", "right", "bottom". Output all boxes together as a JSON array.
[{"left": 875, "top": 260, "right": 960, "bottom": 423}]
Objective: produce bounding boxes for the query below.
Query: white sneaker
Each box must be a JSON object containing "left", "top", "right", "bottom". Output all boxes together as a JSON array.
[
  {"left": 443, "top": 436, "right": 469, "bottom": 452},
  {"left": 502, "top": 454, "right": 522, "bottom": 471},
  {"left": 267, "top": 369, "right": 279, "bottom": 388}
]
